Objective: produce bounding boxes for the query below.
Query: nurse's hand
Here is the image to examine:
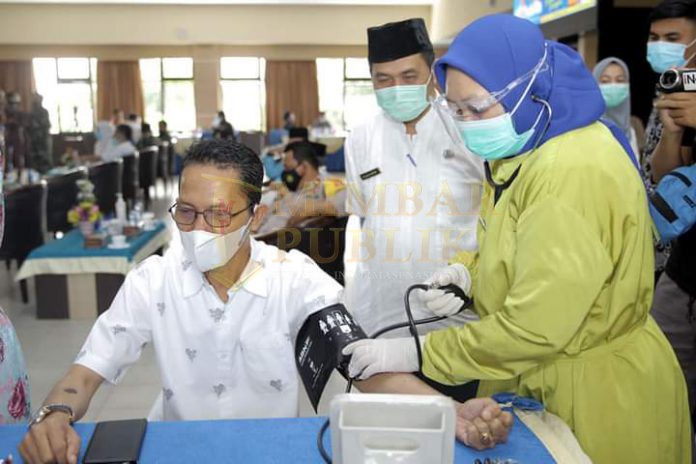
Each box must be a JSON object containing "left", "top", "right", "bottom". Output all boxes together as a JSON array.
[
  {"left": 342, "top": 338, "right": 420, "bottom": 380},
  {"left": 419, "top": 264, "right": 472, "bottom": 317},
  {"left": 456, "top": 398, "right": 514, "bottom": 450}
]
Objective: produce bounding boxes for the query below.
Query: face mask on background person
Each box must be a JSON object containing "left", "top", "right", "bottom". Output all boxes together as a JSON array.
[
  {"left": 375, "top": 75, "right": 432, "bottom": 122},
  {"left": 600, "top": 83, "right": 630, "bottom": 108},
  {"left": 647, "top": 38, "right": 696, "bottom": 74},
  {"left": 179, "top": 212, "right": 254, "bottom": 273}
]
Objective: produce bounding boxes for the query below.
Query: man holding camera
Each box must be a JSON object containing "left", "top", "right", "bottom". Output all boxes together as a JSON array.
[
  {"left": 649, "top": 1, "right": 696, "bottom": 431},
  {"left": 642, "top": 0, "right": 696, "bottom": 284}
]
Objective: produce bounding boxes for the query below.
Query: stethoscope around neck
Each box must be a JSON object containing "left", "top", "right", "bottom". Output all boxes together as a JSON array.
[{"left": 485, "top": 95, "right": 553, "bottom": 205}]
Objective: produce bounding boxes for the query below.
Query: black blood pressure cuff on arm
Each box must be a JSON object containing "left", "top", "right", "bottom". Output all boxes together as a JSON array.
[{"left": 295, "top": 304, "right": 367, "bottom": 411}]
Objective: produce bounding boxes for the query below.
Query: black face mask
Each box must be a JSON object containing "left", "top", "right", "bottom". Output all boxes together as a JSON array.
[{"left": 281, "top": 169, "right": 301, "bottom": 192}]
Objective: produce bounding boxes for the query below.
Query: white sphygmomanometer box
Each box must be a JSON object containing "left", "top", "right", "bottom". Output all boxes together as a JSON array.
[{"left": 329, "top": 393, "right": 456, "bottom": 464}]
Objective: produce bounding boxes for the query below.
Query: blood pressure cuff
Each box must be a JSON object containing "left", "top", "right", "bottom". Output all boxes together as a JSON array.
[{"left": 295, "top": 304, "right": 367, "bottom": 411}]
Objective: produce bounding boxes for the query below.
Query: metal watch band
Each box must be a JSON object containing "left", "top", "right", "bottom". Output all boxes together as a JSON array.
[{"left": 29, "top": 403, "right": 75, "bottom": 428}]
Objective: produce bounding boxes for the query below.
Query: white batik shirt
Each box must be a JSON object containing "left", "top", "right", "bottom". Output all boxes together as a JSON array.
[{"left": 76, "top": 239, "right": 343, "bottom": 421}]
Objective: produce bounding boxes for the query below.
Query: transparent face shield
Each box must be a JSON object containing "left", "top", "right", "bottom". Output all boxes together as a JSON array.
[{"left": 430, "top": 45, "right": 550, "bottom": 148}]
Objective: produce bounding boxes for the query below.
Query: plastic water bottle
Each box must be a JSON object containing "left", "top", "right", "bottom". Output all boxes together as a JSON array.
[
  {"left": 132, "top": 191, "right": 144, "bottom": 225},
  {"left": 115, "top": 193, "right": 127, "bottom": 227}
]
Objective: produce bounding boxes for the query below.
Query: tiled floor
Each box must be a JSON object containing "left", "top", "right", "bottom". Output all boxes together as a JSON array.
[{"left": 2, "top": 180, "right": 350, "bottom": 422}]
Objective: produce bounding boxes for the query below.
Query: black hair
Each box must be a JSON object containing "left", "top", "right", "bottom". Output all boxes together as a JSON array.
[
  {"left": 285, "top": 142, "right": 320, "bottom": 170},
  {"left": 141, "top": 122, "right": 152, "bottom": 134},
  {"left": 218, "top": 111, "right": 226, "bottom": 120},
  {"left": 422, "top": 50, "right": 435, "bottom": 68},
  {"left": 182, "top": 139, "right": 263, "bottom": 206},
  {"left": 159, "top": 120, "right": 167, "bottom": 128},
  {"left": 288, "top": 127, "right": 309, "bottom": 140},
  {"left": 127, "top": 113, "right": 138, "bottom": 121},
  {"left": 283, "top": 110, "right": 293, "bottom": 121},
  {"left": 115, "top": 124, "right": 133, "bottom": 142},
  {"left": 650, "top": 0, "right": 696, "bottom": 23}
]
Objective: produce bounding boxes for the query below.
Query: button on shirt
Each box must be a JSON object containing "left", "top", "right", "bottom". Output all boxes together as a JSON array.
[{"left": 76, "top": 239, "right": 343, "bottom": 421}]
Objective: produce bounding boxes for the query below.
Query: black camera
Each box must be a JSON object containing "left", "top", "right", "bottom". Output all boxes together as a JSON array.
[{"left": 658, "top": 68, "right": 696, "bottom": 93}]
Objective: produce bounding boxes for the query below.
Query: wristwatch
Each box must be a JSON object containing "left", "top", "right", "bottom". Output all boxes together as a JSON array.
[{"left": 29, "top": 404, "right": 75, "bottom": 428}]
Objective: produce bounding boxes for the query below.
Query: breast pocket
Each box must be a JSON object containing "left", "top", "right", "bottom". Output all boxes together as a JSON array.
[{"left": 241, "top": 333, "right": 295, "bottom": 395}]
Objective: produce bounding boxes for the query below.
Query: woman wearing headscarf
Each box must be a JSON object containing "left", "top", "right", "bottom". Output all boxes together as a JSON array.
[
  {"left": 0, "top": 148, "right": 31, "bottom": 425},
  {"left": 593, "top": 57, "right": 640, "bottom": 157},
  {"left": 345, "top": 14, "right": 691, "bottom": 463}
]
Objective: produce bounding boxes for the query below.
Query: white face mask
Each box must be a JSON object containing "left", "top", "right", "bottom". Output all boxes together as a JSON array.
[{"left": 179, "top": 216, "right": 253, "bottom": 272}]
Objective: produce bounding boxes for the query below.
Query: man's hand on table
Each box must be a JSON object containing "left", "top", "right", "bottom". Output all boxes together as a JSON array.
[
  {"left": 19, "top": 412, "right": 80, "bottom": 464},
  {"left": 456, "top": 398, "right": 513, "bottom": 450}
]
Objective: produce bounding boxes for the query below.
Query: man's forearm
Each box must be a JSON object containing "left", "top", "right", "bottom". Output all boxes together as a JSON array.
[
  {"left": 354, "top": 373, "right": 442, "bottom": 396},
  {"left": 42, "top": 365, "right": 104, "bottom": 422},
  {"left": 652, "top": 129, "right": 685, "bottom": 182}
]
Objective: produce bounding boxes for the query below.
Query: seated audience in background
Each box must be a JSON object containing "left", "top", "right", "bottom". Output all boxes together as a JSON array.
[
  {"left": 212, "top": 111, "right": 236, "bottom": 141},
  {"left": 127, "top": 113, "right": 142, "bottom": 144},
  {"left": 256, "top": 141, "right": 345, "bottom": 235},
  {"left": 288, "top": 126, "right": 309, "bottom": 142},
  {"left": 93, "top": 121, "right": 113, "bottom": 158},
  {"left": 112, "top": 109, "right": 125, "bottom": 126},
  {"left": 260, "top": 126, "right": 310, "bottom": 182},
  {"left": 137, "top": 123, "right": 159, "bottom": 150},
  {"left": 158, "top": 120, "right": 172, "bottom": 144},
  {"left": 18, "top": 139, "right": 512, "bottom": 463},
  {"left": 283, "top": 110, "right": 296, "bottom": 131},
  {"left": 593, "top": 57, "right": 640, "bottom": 156},
  {"left": 100, "top": 124, "right": 136, "bottom": 162},
  {"left": 311, "top": 111, "right": 333, "bottom": 134},
  {"left": 94, "top": 109, "right": 123, "bottom": 158}
]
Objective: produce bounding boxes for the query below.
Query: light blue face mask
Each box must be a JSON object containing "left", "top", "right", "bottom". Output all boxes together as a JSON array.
[
  {"left": 375, "top": 75, "right": 431, "bottom": 123},
  {"left": 646, "top": 40, "right": 696, "bottom": 73},
  {"left": 454, "top": 54, "right": 546, "bottom": 161},
  {"left": 600, "top": 83, "right": 630, "bottom": 108},
  {"left": 456, "top": 113, "right": 536, "bottom": 161}
]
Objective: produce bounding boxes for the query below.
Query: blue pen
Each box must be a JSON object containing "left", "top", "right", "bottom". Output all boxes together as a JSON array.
[{"left": 406, "top": 153, "right": 417, "bottom": 167}]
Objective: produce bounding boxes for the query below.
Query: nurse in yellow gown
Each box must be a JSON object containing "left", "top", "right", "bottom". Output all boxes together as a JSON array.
[{"left": 344, "top": 14, "right": 691, "bottom": 463}]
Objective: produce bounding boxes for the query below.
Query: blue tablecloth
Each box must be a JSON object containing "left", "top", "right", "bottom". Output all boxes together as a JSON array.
[
  {"left": 0, "top": 415, "right": 555, "bottom": 463},
  {"left": 28, "top": 222, "right": 166, "bottom": 262}
]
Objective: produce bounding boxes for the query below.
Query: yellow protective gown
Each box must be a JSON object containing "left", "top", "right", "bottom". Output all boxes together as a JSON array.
[{"left": 422, "top": 122, "right": 691, "bottom": 463}]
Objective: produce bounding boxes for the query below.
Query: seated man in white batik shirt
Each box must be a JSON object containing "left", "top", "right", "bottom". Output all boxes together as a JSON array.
[{"left": 19, "top": 140, "right": 512, "bottom": 464}]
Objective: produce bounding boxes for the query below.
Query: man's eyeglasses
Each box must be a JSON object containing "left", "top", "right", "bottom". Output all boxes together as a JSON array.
[{"left": 168, "top": 203, "right": 251, "bottom": 228}]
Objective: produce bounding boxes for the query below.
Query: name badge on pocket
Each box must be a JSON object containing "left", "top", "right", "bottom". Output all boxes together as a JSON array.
[{"left": 360, "top": 168, "right": 381, "bottom": 181}]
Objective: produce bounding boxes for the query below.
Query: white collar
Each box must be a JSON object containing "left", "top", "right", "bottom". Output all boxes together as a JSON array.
[{"left": 180, "top": 239, "right": 268, "bottom": 299}]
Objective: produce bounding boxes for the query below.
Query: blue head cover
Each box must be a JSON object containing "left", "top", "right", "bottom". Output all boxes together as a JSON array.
[{"left": 434, "top": 14, "right": 606, "bottom": 154}]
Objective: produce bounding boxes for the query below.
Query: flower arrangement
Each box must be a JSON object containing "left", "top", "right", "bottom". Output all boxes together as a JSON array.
[
  {"left": 67, "top": 180, "right": 102, "bottom": 235},
  {"left": 67, "top": 201, "right": 102, "bottom": 225}
]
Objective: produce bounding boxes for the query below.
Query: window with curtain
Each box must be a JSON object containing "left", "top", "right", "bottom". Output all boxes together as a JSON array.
[
  {"left": 32, "top": 57, "right": 97, "bottom": 134},
  {"left": 220, "top": 57, "right": 266, "bottom": 132},
  {"left": 316, "top": 57, "right": 377, "bottom": 131},
  {"left": 140, "top": 57, "right": 196, "bottom": 133}
]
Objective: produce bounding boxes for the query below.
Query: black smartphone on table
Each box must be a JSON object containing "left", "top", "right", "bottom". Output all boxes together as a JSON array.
[{"left": 83, "top": 419, "right": 147, "bottom": 464}]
